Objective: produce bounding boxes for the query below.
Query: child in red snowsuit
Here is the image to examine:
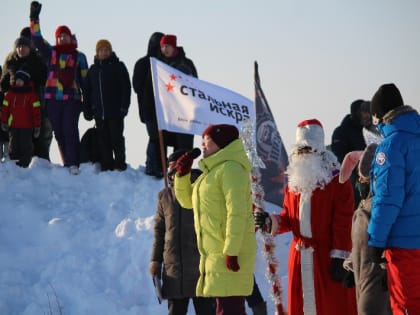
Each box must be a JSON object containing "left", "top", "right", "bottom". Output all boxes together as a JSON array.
[{"left": 1, "top": 70, "right": 41, "bottom": 167}]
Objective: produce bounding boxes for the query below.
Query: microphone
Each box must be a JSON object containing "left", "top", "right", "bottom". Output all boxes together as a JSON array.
[{"left": 168, "top": 148, "right": 201, "bottom": 177}]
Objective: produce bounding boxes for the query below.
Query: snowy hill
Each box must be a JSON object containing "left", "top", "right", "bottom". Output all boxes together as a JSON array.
[{"left": 0, "top": 159, "right": 290, "bottom": 315}]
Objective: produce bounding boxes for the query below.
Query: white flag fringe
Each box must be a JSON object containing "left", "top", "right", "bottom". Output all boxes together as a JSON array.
[{"left": 150, "top": 57, "right": 255, "bottom": 135}]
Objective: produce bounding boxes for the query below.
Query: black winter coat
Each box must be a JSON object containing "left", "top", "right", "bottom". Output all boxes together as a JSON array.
[
  {"left": 85, "top": 52, "right": 131, "bottom": 120},
  {"left": 0, "top": 50, "right": 47, "bottom": 95},
  {"left": 132, "top": 33, "right": 163, "bottom": 123},
  {"left": 150, "top": 188, "right": 200, "bottom": 299}
]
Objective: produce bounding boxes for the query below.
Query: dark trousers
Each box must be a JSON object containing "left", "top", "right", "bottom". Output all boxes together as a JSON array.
[
  {"left": 145, "top": 119, "right": 163, "bottom": 175},
  {"left": 95, "top": 118, "right": 126, "bottom": 171},
  {"left": 9, "top": 128, "right": 33, "bottom": 167},
  {"left": 168, "top": 297, "right": 215, "bottom": 315},
  {"left": 32, "top": 113, "right": 53, "bottom": 161},
  {"left": 47, "top": 99, "right": 81, "bottom": 167},
  {"left": 245, "top": 276, "right": 264, "bottom": 308},
  {"left": 216, "top": 296, "right": 245, "bottom": 315}
]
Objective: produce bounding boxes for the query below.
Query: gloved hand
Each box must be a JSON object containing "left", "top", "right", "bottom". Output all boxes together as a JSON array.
[
  {"left": 367, "top": 246, "right": 386, "bottom": 264},
  {"left": 83, "top": 111, "right": 93, "bottom": 121},
  {"left": 342, "top": 270, "right": 355, "bottom": 288},
  {"left": 225, "top": 255, "right": 240, "bottom": 272},
  {"left": 33, "top": 127, "right": 41, "bottom": 138},
  {"left": 330, "top": 258, "right": 347, "bottom": 282},
  {"left": 1, "top": 123, "right": 8, "bottom": 132},
  {"left": 30, "top": 1, "right": 42, "bottom": 20},
  {"left": 254, "top": 211, "right": 271, "bottom": 232},
  {"left": 175, "top": 151, "right": 194, "bottom": 176},
  {"left": 149, "top": 261, "right": 162, "bottom": 278}
]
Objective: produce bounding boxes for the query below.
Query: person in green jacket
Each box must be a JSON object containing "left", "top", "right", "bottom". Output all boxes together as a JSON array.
[{"left": 173, "top": 124, "right": 256, "bottom": 315}]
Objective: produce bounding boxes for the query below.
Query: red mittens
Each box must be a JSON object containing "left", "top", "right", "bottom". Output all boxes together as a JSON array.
[{"left": 225, "top": 255, "right": 240, "bottom": 272}]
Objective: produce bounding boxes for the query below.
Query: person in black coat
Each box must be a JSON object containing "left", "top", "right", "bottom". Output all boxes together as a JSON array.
[
  {"left": 158, "top": 34, "right": 197, "bottom": 158},
  {"left": 84, "top": 39, "right": 131, "bottom": 171},
  {"left": 331, "top": 99, "right": 373, "bottom": 206},
  {"left": 132, "top": 32, "right": 165, "bottom": 178},
  {"left": 150, "top": 149, "right": 215, "bottom": 315},
  {"left": 1, "top": 37, "right": 48, "bottom": 163}
]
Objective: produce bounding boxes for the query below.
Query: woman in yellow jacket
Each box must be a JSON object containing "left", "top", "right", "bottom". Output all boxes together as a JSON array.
[{"left": 174, "top": 124, "right": 256, "bottom": 315}]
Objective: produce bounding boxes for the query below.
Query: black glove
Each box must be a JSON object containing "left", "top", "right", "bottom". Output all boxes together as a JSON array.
[
  {"left": 342, "top": 270, "right": 355, "bottom": 288},
  {"left": 330, "top": 258, "right": 347, "bottom": 282},
  {"left": 254, "top": 211, "right": 271, "bottom": 230},
  {"left": 30, "top": 1, "right": 42, "bottom": 20},
  {"left": 367, "top": 246, "right": 386, "bottom": 264}
]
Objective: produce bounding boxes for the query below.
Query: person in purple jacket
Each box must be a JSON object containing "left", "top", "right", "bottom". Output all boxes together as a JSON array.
[{"left": 29, "top": 1, "right": 89, "bottom": 175}]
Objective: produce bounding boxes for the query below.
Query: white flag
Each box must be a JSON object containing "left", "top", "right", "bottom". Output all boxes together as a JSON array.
[{"left": 150, "top": 57, "right": 255, "bottom": 135}]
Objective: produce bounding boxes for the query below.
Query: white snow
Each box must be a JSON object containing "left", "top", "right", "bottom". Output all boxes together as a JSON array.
[{"left": 0, "top": 158, "right": 290, "bottom": 315}]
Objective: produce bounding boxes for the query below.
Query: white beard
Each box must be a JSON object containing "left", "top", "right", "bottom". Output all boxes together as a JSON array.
[{"left": 286, "top": 151, "right": 338, "bottom": 197}]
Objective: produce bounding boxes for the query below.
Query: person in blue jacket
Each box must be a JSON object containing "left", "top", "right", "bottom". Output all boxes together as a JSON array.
[{"left": 367, "top": 83, "right": 420, "bottom": 315}]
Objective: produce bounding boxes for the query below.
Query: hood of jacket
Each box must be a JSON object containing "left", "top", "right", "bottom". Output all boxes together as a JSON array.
[
  {"left": 198, "top": 138, "right": 251, "bottom": 174},
  {"left": 376, "top": 105, "right": 419, "bottom": 138}
]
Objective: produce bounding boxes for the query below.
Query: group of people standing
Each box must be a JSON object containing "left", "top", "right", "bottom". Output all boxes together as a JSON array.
[
  {"left": 1, "top": 2, "right": 419, "bottom": 315},
  {"left": 1, "top": 1, "right": 197, "bottom": 175}
]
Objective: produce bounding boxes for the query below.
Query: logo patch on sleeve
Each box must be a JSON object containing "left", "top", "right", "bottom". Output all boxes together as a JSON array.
[{"left": 376, "top": 152, "right": 386, "bottom": 166}]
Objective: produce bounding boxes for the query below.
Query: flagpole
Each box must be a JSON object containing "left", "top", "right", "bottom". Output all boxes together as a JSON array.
[{"left": 158, "top": 130, "right": 168, "bottom": 188}]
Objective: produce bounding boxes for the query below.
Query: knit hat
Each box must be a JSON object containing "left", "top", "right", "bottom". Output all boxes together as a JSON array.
[
  {"left": 96, "top": 39, "right": 112, "bottom": 55},
  {"left": 55, "top": 25, "right": 72, "bottom": 40},
  {"left": 14, "top": 37, "right": 31, "bottom": 49},
  {"left": 20, "top": 27, "right": 31, "bottom": 39},
  {"left": 160, "top": 35, "right": 177, "bottom": 48},
  {"left": 294, "top": 119, "right": 325, "bottom": 152},
  {"left": 15, "top": 69, "right": 31, "bottom": 85},
  {"left": 370, "top": 83, "right": 404, "bottom": 119},
  {"left": 202, "top": 124, "right": 239, "bottom": 149},
  {"left": 358, "top": 143, "right": 378, "bottom": 179}
]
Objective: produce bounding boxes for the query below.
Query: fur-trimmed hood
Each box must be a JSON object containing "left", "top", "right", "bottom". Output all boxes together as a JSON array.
[{"left": 376, "top": 105, "right": 419, "bottom": 137}]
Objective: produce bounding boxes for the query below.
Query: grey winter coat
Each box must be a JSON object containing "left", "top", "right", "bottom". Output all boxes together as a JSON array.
[
  {"left": 150, "top": 187, "right": 200, "bottom": 299},
  {"left": 344, "top": 197, "right": 391, "bottom": 315}
]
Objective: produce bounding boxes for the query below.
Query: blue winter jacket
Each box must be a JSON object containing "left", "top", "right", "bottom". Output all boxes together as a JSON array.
[{"left": 368, "top": 106, "right": 420, "bottom": 248}]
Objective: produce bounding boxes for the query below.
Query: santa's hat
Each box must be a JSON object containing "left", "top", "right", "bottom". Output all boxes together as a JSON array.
[{"left": 294, "top": 119, "right": 325, "bottom": 152}]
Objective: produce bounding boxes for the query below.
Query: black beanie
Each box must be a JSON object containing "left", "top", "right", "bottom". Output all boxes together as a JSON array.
[
  {"left": 20, "top": 27, "right": 31, "bottom": 39},
  {"left": 15, "top": 70, "right": 31, "bottom": 85},
  {"left": 14, "top": 36, "right": 31, "bottom": 49},
  {"left": 370, "top": 83, "right": 404, "bottom": 119}
]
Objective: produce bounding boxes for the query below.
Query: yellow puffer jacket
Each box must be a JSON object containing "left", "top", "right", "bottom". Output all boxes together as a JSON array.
[{"left": 175, "top": 139, "right": 256, "bottom": 297}]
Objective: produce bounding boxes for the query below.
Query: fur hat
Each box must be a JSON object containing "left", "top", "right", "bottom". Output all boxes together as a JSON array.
[
  {"left": 202, "top": 124, "right": 239, "bottom": 149},
  {"left": 15, "top": 69, "right": 31, "bottom": 85},
  {"left": 294, "top": 119, "right": 325, "bottom": 152},
  {"left": 96, "top": 39, "right": 112, "bottom": 55},
  {"left": 160, "top": 35, "right": 177, "bottom": 48},
  {"left": 55, "top": 25, "right": 72, "bottom": 40},
  {"left": 14, "top": 37, "right": 31, "bottom": 49},
  {"left": 370, "top": 83, "right": 404, "bottom": 119},
  {"left": 358, "top": 143, "right": 378, "bottom": 180}
]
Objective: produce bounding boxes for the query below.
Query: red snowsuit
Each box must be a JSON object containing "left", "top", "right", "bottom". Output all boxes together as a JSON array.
[
  {"left": 273, "top": 176, "right": 357, "bottom": 315},
  {"left": 1, "top": 85, "right": 41, "bottom": 129}
]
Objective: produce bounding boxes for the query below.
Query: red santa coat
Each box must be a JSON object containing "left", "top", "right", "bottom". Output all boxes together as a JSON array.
[{"left": 274, "top": 175, "right": 357, "bottom": 315}]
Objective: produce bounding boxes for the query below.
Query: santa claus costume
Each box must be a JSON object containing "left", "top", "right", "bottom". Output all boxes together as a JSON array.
[{"left": 270, "top": 119, "right": 357, "bottom": 315}]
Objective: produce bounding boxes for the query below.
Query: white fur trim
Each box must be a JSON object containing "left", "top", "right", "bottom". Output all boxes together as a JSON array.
[
  {"left": 301, "top": 247, "right": 317, "bottom": 315},
  {"left": 330, "top": 249, "right": 351, "bottom": 259},
  {"left": 299, "top": 194, "right": 312, "bottom": 238}
]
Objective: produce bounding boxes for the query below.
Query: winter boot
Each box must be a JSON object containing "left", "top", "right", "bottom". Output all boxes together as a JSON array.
[{"left": 251, "top": 301, "right": 267, "bottom": 315}]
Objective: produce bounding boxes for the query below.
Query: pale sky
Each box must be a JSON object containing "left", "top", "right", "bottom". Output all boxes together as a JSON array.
[{"left": 1, "top": 0, "right": 419, "bottom": 167}]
